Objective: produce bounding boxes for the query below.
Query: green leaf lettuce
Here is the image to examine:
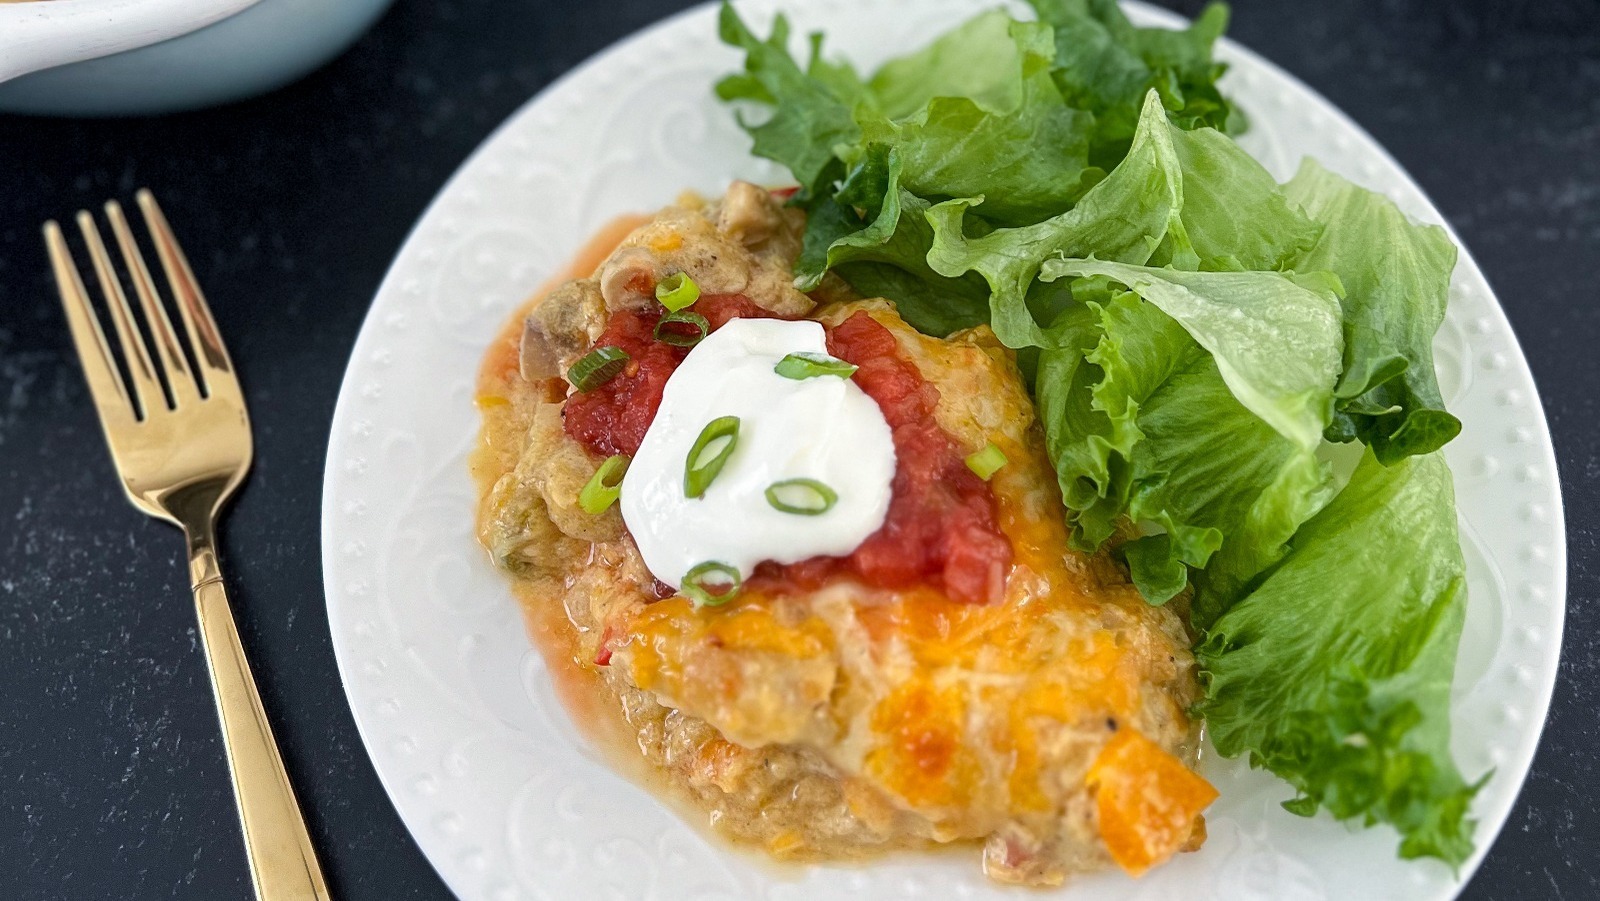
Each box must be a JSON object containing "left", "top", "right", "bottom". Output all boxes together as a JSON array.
[
  {"left": 1283, "top": 160, "right": 1462, "bottom": 463},
  {"left": 717, "top": 2, "right": 1476, "bottom": 866},
  {"left": 1199, "top": 450, "right": 1479, "bottom": 865}
]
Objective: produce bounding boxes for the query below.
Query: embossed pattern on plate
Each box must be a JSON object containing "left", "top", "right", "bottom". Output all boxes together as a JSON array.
[{"left": 322, "top": 2, "right": 1567, "bottom": 899}]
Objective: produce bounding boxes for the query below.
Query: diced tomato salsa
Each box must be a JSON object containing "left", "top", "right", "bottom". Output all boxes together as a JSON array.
[
  {"left": 562, "top": 296, "right": 1011, "bottom": 604},
  {"left": 563, "top": 294, "right": 772, "bottom": 457}
]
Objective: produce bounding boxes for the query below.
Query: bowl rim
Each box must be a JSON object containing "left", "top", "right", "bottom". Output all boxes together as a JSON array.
[{"left": 0, "top": 0, "right": 264, "bottom": 84}]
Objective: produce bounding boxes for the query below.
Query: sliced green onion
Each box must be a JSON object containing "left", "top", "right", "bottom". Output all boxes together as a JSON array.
[
  {"left": 680, "top": 560, "right": 741, "bottom": 608},
  {"left": 775, "top": 352, "right": 857, "bottom": 380},
  {"left": 965, "top": 442, "right": 1008, "bottom": 481},
  {"left": 579, "top": 455, "right": 630, "bottom": 514},
  {"left": 654, "top": 310, "right": 710, "bottom": 348},
  {"left": 764, "top": 478, "right": 838, "bottom": 516},
  {"left": 684, "top": 415, "right": 740, "bottom": 498},
  {"left": 655, "top": 272, "right": 700, "bottom": 312},
  {"left": 567, "top": 346, "right": 630, "bottom": 392}
]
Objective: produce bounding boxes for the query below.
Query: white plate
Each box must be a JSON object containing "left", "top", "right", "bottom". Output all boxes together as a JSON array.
[{"left": 321, "top": 2, "right": 1567, "bottom": 899}]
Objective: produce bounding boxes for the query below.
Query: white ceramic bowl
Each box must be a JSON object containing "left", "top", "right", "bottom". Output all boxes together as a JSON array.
[{"left": 0, "top": 0, "right": 395, "bottom": 116}]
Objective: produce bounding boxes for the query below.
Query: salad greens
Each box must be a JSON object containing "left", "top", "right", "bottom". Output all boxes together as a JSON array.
[
  {"left": 717, "top": 0, "right": 1478, "bottom": 867},
  {"left": 1199, "top": 449, "right": 1478, "bottom": 864},
  {"left": 1283, "top": 160, "right": 1463, "bottom": 463}
]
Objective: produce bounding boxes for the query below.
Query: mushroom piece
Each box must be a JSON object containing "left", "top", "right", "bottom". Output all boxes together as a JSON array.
[
  {"left": 520, "top": 278, "right": 605, "bottom": 381},
  {"left": 716, "top": 180, "right": 784, "bottom": 247},
  {"left": 598, "top": 246, "right": 663, "bottom": 315},
  {"left": 523, "top": 404, "right": 624, "bottom": 544}
]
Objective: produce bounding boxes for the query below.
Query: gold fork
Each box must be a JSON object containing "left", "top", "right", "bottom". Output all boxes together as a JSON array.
[{"left": 44, "top": 191, "right": 330, "bottom": 901}]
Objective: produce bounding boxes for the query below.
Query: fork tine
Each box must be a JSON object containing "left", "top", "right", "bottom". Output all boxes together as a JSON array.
[
  {"left": 44, "top": 220, "right": 137, "bottom": 423},
  {"left": 137, "top": 189, "right": 239, "bottom": 400},
  {"left": 105, "top": 200, "right": 200, "bottom": 407},
  {"left": 77, "top": 210, "right": 166, "bottom": 418}
]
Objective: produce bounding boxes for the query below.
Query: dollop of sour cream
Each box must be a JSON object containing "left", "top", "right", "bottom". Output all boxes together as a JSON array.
[{"left": 620, "top": 318, "right": 896, "bottom": 589}]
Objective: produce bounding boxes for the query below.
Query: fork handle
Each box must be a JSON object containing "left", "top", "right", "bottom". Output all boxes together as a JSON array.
[{"left": 188, "top": 526, "right": 331, "bottom": 901}]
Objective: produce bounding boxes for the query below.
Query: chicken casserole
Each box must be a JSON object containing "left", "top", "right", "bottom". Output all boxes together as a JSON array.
[{"left": 472, "top": 181, "right": 1216, "bottom": 886}]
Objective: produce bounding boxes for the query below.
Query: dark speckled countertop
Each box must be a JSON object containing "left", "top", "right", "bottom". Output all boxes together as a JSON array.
[{"left": 0, "top": 0, "right": 1595, "bottom": 898}]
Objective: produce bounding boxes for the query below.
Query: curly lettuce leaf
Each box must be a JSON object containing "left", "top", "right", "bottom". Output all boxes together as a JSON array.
[
  {"left": 850, "top": 17, "right": 1097, "bottom": 225},
  {"left": 922, "top": 91, "right": 1179, "bottom": 347},
  {"left": 1283, "top": 160, "right": 1462, "bottom": 463},
  {"left": 1036, "top": 295, "right": 1173, "bottom": 552},
  {"left": 832, "top": 261, "right": 992, "bottom": 337},
  {"left": 793, "top": 145, "right": 991, "bottom": 335},
  {"left": 1198, "top": 450, "right": 1479, "bottom": 865},
  {"left": 865, "top": 9, "right": 1053, "bottom": 120},
  {"left": 1040, "top": 260, "right": 1343, "bottom": 449},
  {"left": 1027, "top": 0, "right": 1234, "bottom": 165},
  {"left": 717, "top": 3, "right": 1234, "bottom": 324},
  {"left": 1038, "top": 292, "right": 1334, "bottom": 603},
  {"left": 715, "top": 5, "right": 864, "bottom": 194},
  {"left": 925, "top": 91, "right": 1319, "bottom": 348},
  {"left": 939, "top": 95, "right": 1343, "bottom": 598},
  {"left": 1151, "top": 121, "right": 1321, "bottom": 271}
]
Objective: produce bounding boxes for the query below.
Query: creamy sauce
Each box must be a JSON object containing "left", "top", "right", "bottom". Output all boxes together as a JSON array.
[
  {"left": 473, "top": 216, "right": 650, "bottom": 724},
  {"left": 620, "top": 318, "right": 896, "bottom": 589}
]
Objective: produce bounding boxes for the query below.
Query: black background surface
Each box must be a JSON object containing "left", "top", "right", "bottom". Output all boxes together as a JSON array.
[{"left": 1, "top": 1, "right": 1595, "bottom": 898}]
